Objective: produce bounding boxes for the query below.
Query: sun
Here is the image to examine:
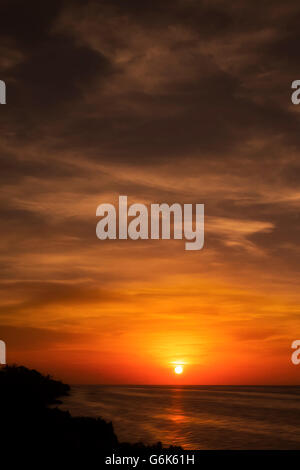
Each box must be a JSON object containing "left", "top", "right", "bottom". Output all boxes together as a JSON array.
[{"left": 174, "top": 365, "right": 183, "bottom": 374}]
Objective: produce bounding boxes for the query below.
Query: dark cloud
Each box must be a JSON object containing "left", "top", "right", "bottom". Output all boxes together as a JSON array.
[
  {"left": 9, "top": 36, "right": 112, "bottom": 111},
  {"left": 1, "top": 0, "right": 300, "bottom": 163},
  {"left": 95, "top": 0, "right": 233, "bottom": 36},
  {"left": 0, "top": 0, "right": 63, "bottom": 48},
  {"left": 0, "top": 324, "right": 86, "bottom": 351},
  {"left": 0, "top": 0, "right": 114, "bottom": 142},
  {"left": 0, "top": 152, "right": 80, "bottom": 183},
  {"left": 0, "top": 280, "right": 127, "bottom": 316}
]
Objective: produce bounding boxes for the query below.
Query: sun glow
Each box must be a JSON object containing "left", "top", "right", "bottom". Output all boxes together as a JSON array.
[{"left": 174, "top": 365, "right": 183, "bottom": 374}]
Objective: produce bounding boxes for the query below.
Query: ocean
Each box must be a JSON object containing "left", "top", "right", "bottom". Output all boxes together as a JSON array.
[{"left": 60, "top": 385, "right": 300, "bottom": 449}]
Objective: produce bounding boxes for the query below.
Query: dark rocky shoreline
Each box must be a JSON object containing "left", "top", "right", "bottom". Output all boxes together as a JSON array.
[{"left": 0, "top": 365, "right": 183, "bottom": 462}]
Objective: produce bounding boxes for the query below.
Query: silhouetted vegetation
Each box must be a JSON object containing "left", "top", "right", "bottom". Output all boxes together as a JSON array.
[{"left": 0, "top": 365, "right": 183, "bottom": 464}]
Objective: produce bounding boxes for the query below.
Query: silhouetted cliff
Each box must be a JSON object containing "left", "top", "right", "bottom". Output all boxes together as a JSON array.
[{"left": 0, "top": 365, "right": 182, "bottom": 464}]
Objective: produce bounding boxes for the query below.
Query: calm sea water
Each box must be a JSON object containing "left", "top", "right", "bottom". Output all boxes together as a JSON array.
[{"left": 60, "top": 385, "right": 300, "bottom": 449}]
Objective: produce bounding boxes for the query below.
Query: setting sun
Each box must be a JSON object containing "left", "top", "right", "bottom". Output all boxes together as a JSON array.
[{"left": 174, "top": 365, "right": 183, "bottom": 374}]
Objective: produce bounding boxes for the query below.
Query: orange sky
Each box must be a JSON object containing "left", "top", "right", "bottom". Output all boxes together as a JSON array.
[{"left": 1, "top": 0, "right": 300, "bottom": 384}]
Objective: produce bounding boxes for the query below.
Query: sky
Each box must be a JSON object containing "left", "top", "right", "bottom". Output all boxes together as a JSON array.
[{"left": 0, "top": 0, "right": 300, "bottom": 384}]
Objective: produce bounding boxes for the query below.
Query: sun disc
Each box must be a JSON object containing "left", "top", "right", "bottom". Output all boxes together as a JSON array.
[{"left": 174, "top": 365, "right": 183, "bottom": 374}]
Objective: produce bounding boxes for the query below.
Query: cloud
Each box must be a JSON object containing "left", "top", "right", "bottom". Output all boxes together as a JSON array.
[{"left": 0, "top": 324, "right": 87, "bottom": 351}]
